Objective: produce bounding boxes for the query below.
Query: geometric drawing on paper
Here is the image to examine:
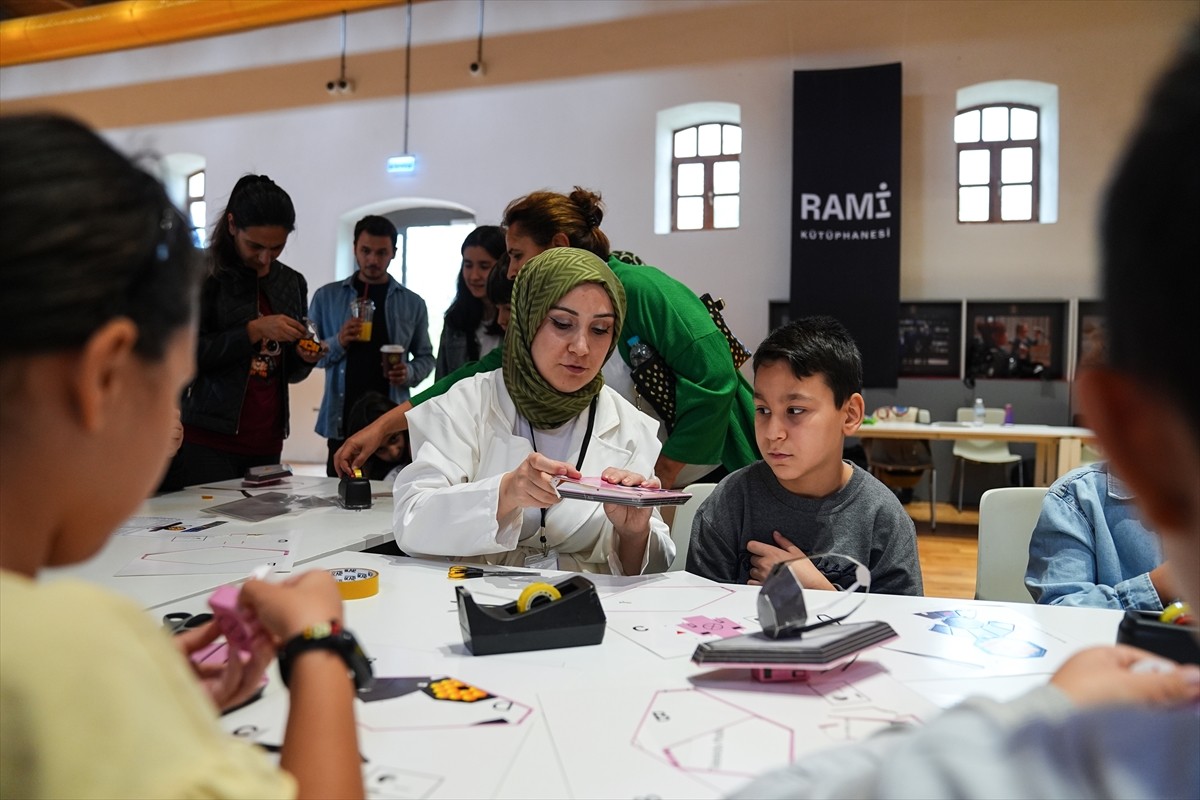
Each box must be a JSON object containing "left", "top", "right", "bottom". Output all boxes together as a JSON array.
[{"left": 917, "top": 609, "right": 1047, "bottom": 658}]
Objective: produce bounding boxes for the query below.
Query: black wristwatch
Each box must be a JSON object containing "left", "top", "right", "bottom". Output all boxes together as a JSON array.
[{"left": 277, "top": 620, "right": 373, "bottom": 692}]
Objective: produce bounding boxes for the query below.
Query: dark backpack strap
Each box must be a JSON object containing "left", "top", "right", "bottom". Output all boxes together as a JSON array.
[{"left": 700, "top": 293, "right": 752, "bottom": 368}]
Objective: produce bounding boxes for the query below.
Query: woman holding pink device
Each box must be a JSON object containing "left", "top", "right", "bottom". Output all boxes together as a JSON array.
[{"left": 393, "top": 248, "right": 675, "bottom": 575}]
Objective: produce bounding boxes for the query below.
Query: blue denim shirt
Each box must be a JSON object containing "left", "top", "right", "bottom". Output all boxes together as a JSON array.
[
  {"left": 308, "top": 274, "right": 434, "bottom": 438},
  {"left": 1025, "top": 462, "right": 1163, "bottom": 610}
]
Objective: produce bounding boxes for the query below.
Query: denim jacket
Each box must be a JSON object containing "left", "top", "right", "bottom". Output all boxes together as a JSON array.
[
  {"left": 1025, "top": 462, "right": 1163, "bottom": 610},
  {"left": 308, "top": 274, "right": 434, "bottom": 438}
]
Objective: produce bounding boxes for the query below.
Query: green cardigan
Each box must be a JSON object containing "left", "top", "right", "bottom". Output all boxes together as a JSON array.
[{"left": 413, "top": 255, "right": 758, "bottom": 472}]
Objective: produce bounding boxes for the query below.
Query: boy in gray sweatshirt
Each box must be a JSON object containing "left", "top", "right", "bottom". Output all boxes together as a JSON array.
[{"left": 686, "top": 315, "right": 922, "bottom": 595}]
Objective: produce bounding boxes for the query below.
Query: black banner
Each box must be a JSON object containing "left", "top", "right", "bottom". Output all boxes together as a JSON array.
[{"left": 790, "top": 63, "right": 901, "bottom": 389}]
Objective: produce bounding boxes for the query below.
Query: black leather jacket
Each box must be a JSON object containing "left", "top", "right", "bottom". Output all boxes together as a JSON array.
[{"left": 181, "top": 258, "right": 314, "bottom": 436}]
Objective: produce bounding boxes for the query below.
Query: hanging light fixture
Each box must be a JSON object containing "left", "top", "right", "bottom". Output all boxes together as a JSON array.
[
  {"left": 326, "top": 12, "right": 354, "bottom": 95},
  {"left": 469, "top": 0, "right": 486, "bottom": 77},
  {"left": 387, "top": 0, "right": 417, "bottom": 174}
]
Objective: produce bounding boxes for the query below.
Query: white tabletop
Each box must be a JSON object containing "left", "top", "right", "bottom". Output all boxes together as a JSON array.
[
  {"left": 40, "top": 478, "right": 394, "bottom": 610},
  {"left": 153, "top": 553, "right": 1123, "bottom": 800}
]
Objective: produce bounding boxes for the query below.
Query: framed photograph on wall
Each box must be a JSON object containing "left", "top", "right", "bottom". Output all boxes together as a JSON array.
[
  {"left": 1077, "top": 300, "right": 1105, "bottom": 370},
  {"left": 965, "top": 301, "right": 1067, "bottom": 381},
  {"left": 897, "top": 301, "right": 962, "bottom": 378}
]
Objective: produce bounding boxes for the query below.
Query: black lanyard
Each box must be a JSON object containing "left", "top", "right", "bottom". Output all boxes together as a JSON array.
[{"left": 528, "top": 396, "right": 599, "bottom": 546}]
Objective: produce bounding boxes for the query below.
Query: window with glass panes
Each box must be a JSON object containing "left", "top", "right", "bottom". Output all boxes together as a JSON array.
[
  {"left": 186, "top": 169, "right": 207, "bottom": 246},
  {"left": 672, "top": 123, "right": 741, "bottom": 231},
  {"left": 955, "top": 104, "right": 1039, "bottom": 223}
]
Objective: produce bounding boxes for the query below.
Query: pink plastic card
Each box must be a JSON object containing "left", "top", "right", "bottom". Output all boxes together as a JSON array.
[{"left": 553, "top": 477, "right": 693, "bottom": 507}]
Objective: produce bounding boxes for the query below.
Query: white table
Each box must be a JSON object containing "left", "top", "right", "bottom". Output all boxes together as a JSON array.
[
  {"left": 154, "top": 553, "right": 1122, "bottom": 800},
  {"left": 853, "top": 421, "right": 1096, "bottom": 486},
  {"left": 40, "top": 478, "right": 394, "bottom": 610}
]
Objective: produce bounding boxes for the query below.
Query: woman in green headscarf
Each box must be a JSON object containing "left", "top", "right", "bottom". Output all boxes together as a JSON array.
[{"left": 393, "top": 248, "right": 675, "bottom": 575}]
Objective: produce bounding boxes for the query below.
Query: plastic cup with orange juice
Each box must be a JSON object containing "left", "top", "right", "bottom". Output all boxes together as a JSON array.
[{"left": 350, "top": 298, "right": 375, "bottom": 342}]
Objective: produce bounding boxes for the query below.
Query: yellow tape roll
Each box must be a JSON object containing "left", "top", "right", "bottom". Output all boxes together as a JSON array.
[
  {"left": 1160, "top": 601, "right": 1192, "bottom": 625},
  {"left": 327, "top": 567, "right": 380, "bottom": 600},
  {"left": 516, "top": 581, "right": 562, "bottom": 613}
]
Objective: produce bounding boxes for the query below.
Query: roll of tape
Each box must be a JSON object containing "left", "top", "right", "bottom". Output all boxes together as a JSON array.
[
  {"left": 327, "top": 567, "right": 379, "bottom": 600},
  {"left": 516, "top": 581, "right": 562, "bottom": 613}
]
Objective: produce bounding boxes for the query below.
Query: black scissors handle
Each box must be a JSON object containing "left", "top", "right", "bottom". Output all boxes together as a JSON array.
[{"left": 163, "top": 611, "right": 213, "bottom": 634}]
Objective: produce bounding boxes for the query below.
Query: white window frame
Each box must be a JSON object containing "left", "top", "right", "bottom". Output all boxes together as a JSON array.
[
  {"left": 956, "top": 80, "right": 1058, "bottom": 224},
  {"left": 655, "top": 102, "right": 741, "bottom": 234}
]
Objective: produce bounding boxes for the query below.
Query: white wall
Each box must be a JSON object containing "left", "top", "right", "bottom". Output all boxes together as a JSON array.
[{"left": 2, "top": 0, "right": 1194, "bottom": 463}]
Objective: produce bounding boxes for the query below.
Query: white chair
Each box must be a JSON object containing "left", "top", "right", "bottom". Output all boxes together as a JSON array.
[
  {"left": 975, "top": 486, "right": 1046, "bottom": 602},
  {"left": 667, "top": 482, "right": 718, "bottom": 572},
  {"left": 1079, "top": 441, "right": 1104, "bottom": 466},
  {"left": 952, "top": 406, "right": 1024, "bottom": 511}
]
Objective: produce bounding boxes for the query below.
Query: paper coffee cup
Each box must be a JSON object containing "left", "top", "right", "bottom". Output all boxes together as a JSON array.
[{"left": 381, "top": 344, "right": 406, "bottom": 369}]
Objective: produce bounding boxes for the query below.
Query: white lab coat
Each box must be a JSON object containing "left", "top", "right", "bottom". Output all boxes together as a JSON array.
[{"left": 393, "top": 369, "right": 675, "bottom": 574}]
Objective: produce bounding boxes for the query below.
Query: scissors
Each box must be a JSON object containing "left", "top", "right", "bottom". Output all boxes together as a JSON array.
[
  {"left": 162, "top": 611, "right": 214, "bottom": 634},
  {"left": 447, "top": 565, "right": 541, "bottom": 580}
]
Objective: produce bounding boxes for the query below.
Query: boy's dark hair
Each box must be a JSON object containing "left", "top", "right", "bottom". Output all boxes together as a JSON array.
[
  {"left": 1100, "top": 26, "right": 1199, "bottom": 445},
  {"left": 346, "top": 391, "right": 397, "bottom": 437},
  {"left": 487, "top": 254, "right": 514, "bottom": 306},
  {"left": 752, "top": 315, "right": 863, "bottom": 407},
  {"left": 353, "top": 215, "right": 399, "bottom": 249},
  {"left": 346, "top": 391, "right": 409, "bottom": 480},
  {"left": 484, "top": 254, "right": 514, "bottom": 337}
]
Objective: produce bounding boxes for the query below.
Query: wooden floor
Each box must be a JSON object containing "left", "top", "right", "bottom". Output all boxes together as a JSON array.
[{"left": 911, "top": 502, "right": 980, "bottom": 599}]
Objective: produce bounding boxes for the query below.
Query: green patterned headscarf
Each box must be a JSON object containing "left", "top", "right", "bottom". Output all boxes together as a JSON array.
[{"left": 503, "top": 247, "right": 626, "bottom": 428}]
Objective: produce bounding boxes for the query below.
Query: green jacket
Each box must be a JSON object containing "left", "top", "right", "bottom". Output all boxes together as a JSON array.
[{"left": 414, "top": 255, "right": 758, "bottom": 472}]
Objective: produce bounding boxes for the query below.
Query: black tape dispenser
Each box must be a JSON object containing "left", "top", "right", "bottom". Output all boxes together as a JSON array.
[
  {"left": 338, "top": 469, "right": 372, "bottom": 510},
  {"left": 457, "top": 575, "right": 606, "bottom": 655}
]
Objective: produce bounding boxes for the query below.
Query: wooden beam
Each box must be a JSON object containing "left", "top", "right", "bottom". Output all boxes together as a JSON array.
[{"left": 0, "top": 0, "right": 412, "bottom": 67}]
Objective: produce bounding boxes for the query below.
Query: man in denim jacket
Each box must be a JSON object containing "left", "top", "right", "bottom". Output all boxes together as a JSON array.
[
  {"left": 309, "top": 215, "right": 434, "bottom": 476},
  {"left": 1026, "top": 461, "right": 1175, "bottom": 610}
]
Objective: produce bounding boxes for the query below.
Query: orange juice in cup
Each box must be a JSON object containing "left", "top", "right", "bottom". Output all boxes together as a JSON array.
[{"left": 350, "top": 298, "right": 375, "bottom": 342}]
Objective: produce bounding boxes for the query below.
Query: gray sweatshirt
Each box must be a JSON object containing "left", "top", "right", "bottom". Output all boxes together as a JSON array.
[{"left": 686, "top": 460, "right": 923, "bottom": 595}]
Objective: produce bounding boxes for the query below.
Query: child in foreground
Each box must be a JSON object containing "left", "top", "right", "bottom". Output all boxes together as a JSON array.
[
  {"left": 687, "top": 315, "right": 923, "bottom": 595},
  {"left": 0, "top": 114, "right": 365, "bottom": 799}
]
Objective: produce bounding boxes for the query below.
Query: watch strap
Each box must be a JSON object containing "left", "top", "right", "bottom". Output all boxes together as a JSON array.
[{"left": 278, "top": 620, "right": 373, "bottom": 691}]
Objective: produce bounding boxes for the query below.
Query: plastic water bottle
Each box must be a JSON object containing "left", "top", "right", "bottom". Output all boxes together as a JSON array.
[
  {"left": 1003, "top": 403, "right": 1014, "bottom": 426},
  {"left": 973, "top": 397, "right": 986, "bottom": 426},
  {"left": 628, "top": 335, "right": 652, "bottom": 368}
]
